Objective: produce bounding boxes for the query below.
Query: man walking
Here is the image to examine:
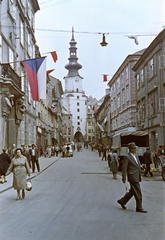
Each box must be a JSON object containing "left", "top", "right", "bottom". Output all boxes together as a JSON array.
[
  {"left": 102, "top": 144, "right": 107, "bottom": 161},
  {"left": 9, "top": 144, "right": 16, "bottom": 159},
  {"left": 22, "top": 144, "right": 31, "bottom": 168},
  {"left": 117, "top": 142, "right": 147, "bottom": 213},
  {"left": 29, "top": 144, "right": 40, "bottom": 173},
  {"left": 143, "top": 148, "right": 153, "bottom": 177}
]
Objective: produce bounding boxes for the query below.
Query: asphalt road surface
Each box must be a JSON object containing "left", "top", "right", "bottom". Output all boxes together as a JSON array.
[{"left": 0, "top": 149, "right": 165, "bottom": 240}]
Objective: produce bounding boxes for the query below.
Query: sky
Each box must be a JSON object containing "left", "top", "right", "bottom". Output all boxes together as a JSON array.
[{"left": 35, "top": 0, "right": 165, "bottom": 100}]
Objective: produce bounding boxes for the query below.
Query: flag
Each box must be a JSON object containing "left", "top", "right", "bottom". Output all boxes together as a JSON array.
[
  {"left": 50, "top": 51, "right": 58, "bottom": 63},
  {"left": 97, "top": 122, "right": 104, "bottom": 131},
  {"left": 54, "top": 97, "right": 61, "bottom": 101},
  {"left": 93, "top": 110, "right": 98, "bottom": 113},
  {"left": 127, "top": 35, "right": 139, "bottom": 45},
  {"left": 23, "top": 57, "right": 46, "bottom": 101},
  {"left": 103, "top": 74, "right": 108, "bottom": 82},
  {"left": 46, "top": 69, "right": 54, "bottom": 76},
  {"left": 51, "top": 103, "right": 58, "bottom": 109}
]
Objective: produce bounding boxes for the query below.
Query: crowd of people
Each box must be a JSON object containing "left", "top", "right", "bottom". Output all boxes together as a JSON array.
[{"left": 0, "top": 141, "right": 164, "bottom": 203}]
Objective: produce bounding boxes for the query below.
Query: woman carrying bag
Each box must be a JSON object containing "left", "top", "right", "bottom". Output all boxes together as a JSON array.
[{"left": 6, "top": 148, "right": 30, "bottom": 200}]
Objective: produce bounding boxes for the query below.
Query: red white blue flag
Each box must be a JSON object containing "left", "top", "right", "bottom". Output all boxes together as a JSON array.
[
  {"left": 54, "top": 97, "right": 61, "bottom": 101},
  {"left": 51, "top": 103, "right": 58, "bottom": 109},
  {"left": 23, "top": 57, "right": 47, "bottom": 101}
]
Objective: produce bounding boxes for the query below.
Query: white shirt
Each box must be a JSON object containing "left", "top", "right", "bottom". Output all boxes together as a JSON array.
[
  {"left": 130, "top": 153, "right": 139, "bottom": 165},
  {"left": 32, "top": 149, "right": 35, "bottom": 156}
]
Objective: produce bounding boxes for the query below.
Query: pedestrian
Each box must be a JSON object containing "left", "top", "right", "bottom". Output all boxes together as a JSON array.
[
  {"left": 117, "top": 142, "right": 147, "bottom": 213},
  {"left": 47, "top": 145, "right": 52, "bottom": 158},
  {"left": 80, "top": 144, "right": 82, "bottom": 152},
  {"left": 143, "top": 148, "right": 153, "bottom": 177},
  {"left": 110, "top": 149, "right": 119, "bottom": 179},
  {"left": 9, "top": 143, "right": 16, "bottom": 159},
  {"left": 55, "top": 145, "right": 60, "bottom": 157},
  {"left": 159, "top": 145, "right": 165, "bottom": 164},
  {"left": 29, "top": 144, "right": 40, "bottom": 173},
  {"left": 40, "top": 146, "right": 43, "bottom": 157},
  {"left": 62, "top": 145, "right": 66, "bottom": 158},
  {"left": 91, "top": 144, "right": 93, "bottom": 151},
  {"left": 102, "top": 145, "right": 107, "bottom": 161},
  {"left": 22, "top": 144, "right": 31, "bottom": 168},
  {"left": 0, "top": 148, "right": 11, "bottom": 184},
  {"left": 98, "top": 144, "right": 101, "bottom": 157},
  {"left": 157, "top": 145, "right": 162, "bottom": 156},
  {"left": 107, "top": 148, "right": 113, "bottom": 167},
  {"left": 6, "top": 148, "right": 30, "bottom": 200},
  {"left": 66, "top": 144, "right": 70, "bottom": 157},
  {"left": 77, "top": 144, "right": 80, "bottom": 152},
  {"left": 51, "top": 146, "right": 55, "bottom": 156}
]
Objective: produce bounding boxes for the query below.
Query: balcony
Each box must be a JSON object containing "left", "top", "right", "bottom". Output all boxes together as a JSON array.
[{"left": 1, "top": 63, "right": 21, "bottom": 89}]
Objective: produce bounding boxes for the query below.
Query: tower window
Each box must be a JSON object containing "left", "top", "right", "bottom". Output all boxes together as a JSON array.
[
  {"left": 77, "top": 102, "right": 79, "bottom": 106},
  {"left": 77, "top": 109, "right": 80, "bottom": 112},
  {"left": 77, "top": 116, "right": 80, "bottom": 119},
  {"left": 77, "top": 96, "right": 79, "bottom": 99},
  {"left": 77, "top": 122, "right": 80, "bottom": 125},
  {"left": 76, "top": 88, "right": 78, "bottom": 92}
]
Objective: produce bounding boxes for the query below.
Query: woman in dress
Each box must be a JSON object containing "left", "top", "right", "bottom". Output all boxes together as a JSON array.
[
  {"left": 6, "top": 148, "right": 30, "bottom": 200},
  {"left": 110, "top": 149, "right": 119, "bottom": 179}
]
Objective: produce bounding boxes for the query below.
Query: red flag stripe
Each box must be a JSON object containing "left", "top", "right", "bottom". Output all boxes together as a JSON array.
[
  {"left": 50, "top": 51, "right": 58, "bottom": 63},
  {"left": 46, "top": 69, "right": 55, "bottom": 76}
]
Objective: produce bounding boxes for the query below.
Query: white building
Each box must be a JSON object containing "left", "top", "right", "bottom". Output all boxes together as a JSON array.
[{"left": 62, "top": 29, "right": 87, "bottom": 142}]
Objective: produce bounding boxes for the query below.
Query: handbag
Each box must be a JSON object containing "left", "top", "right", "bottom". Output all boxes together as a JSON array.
[
  {"left": 26, "top": 180, "right": 32, "bottom": 191},
  {"left": 150, "top": 163, "right": 157, "bottom": 172}
]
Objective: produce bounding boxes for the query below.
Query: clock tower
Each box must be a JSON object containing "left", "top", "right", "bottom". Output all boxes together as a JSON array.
[{"left": 62, "top": 28, "right": 87, "bottom": 142}]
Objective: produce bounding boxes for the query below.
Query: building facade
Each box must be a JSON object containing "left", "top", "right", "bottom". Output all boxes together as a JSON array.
[
  {"left": 108, "top": 50, "right": 145, "bottom": 142},
  {"left": 86, "top": 96, "right": 98, "bottom": 142},
  {"left": 0, "top": 0, "right": 39, "bottom": 149},
  {"left": 62, "top": 29, "right": 87, "bottom": 142},
  {"left": 133, "top": 29, "right": 165, "bottom": 153},
  {"left": 62, "top": 106, "right": 73, "bottom": 144}
]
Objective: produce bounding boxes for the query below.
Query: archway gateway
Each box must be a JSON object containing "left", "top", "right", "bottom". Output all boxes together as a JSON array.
[{"left": 74, "top": 131, "right": 83, "bottom": 142}]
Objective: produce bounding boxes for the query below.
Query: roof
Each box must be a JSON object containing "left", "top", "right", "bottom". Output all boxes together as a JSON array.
[{"left": 133, "top": 28, "right": 165, "bottom": 71}]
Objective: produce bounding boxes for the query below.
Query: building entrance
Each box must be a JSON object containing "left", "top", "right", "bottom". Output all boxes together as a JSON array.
[{"left": 74, "top": 131, "right": 83, "bottom": 142}]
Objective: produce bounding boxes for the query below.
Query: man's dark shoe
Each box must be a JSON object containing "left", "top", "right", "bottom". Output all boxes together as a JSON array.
[
  {"left": 136, "top": 208, "right": 147, "bottom": 213},
  {"left": 117, "top": 200, "right": 126, "bottom": 209}
]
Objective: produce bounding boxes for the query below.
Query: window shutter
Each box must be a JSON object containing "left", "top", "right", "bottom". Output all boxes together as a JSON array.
[
  {"left": 159, "top": 98, "right": 165, "bottom": 112},
  {"left": 145, "top": 66, "right": 150, "bottom": 79},
  {"left": 159, "top": 55, "right": 165, "bottom": 69}
]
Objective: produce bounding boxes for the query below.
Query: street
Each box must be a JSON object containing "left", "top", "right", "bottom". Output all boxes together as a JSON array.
[{"left": 0, "top": 149, "right": 165, "bottom": 240}]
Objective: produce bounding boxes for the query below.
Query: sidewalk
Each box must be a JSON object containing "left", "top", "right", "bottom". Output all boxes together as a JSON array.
[{"left": 0, "top": 155, "right": 61, "bottom": 194}]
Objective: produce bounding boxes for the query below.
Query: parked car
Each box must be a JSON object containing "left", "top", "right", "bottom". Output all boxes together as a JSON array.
[{"left": 64, "top": 145, "right": 73, "bottom": 157}]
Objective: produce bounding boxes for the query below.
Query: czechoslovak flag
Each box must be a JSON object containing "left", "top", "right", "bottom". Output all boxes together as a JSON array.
[{"left": 23, "top": 57, "right": 47, "bottom": 101}]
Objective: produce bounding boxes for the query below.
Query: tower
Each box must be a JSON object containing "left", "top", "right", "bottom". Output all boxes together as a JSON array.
[{"left": 62, "top": 28, "right": 87, "bottom": 142}]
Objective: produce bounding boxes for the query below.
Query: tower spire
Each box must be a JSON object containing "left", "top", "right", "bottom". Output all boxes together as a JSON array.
[
  {"left": 65, "top": 28, "right": 82, "bottom": 77},
  {"left": 72, "top": 26, "right": 74, "bottom": 40}
]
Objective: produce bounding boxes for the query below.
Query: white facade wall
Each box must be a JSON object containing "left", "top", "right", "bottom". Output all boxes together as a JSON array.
[{"left": 63, "top": 91, "right": 86, "bottom": 136}]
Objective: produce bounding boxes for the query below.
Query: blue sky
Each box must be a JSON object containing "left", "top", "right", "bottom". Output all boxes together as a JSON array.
[{"left": 35, "top": 0, "right": 165, "bottom": 100}]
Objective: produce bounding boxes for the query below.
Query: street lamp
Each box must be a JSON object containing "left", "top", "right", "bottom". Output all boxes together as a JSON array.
[{"left": 100, "top": 34, "right": 108, "bottom": 47}]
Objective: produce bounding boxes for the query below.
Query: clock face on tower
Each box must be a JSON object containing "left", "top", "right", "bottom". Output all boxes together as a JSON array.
[{"left": 75, "top": 79, "right": 79, "bottom": 82}]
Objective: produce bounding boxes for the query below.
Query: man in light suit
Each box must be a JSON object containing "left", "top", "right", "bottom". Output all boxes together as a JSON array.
[
  {"left": 117, "top": 142, "right": 147, "bottom": 213},
  {"left": 29, "top": 144, "right": 40, "bottom": 173}
]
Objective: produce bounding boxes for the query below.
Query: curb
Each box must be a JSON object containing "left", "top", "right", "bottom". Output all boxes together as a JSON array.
[{"left": 0, "top": 156, "right": 61, "bottom": 194}]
